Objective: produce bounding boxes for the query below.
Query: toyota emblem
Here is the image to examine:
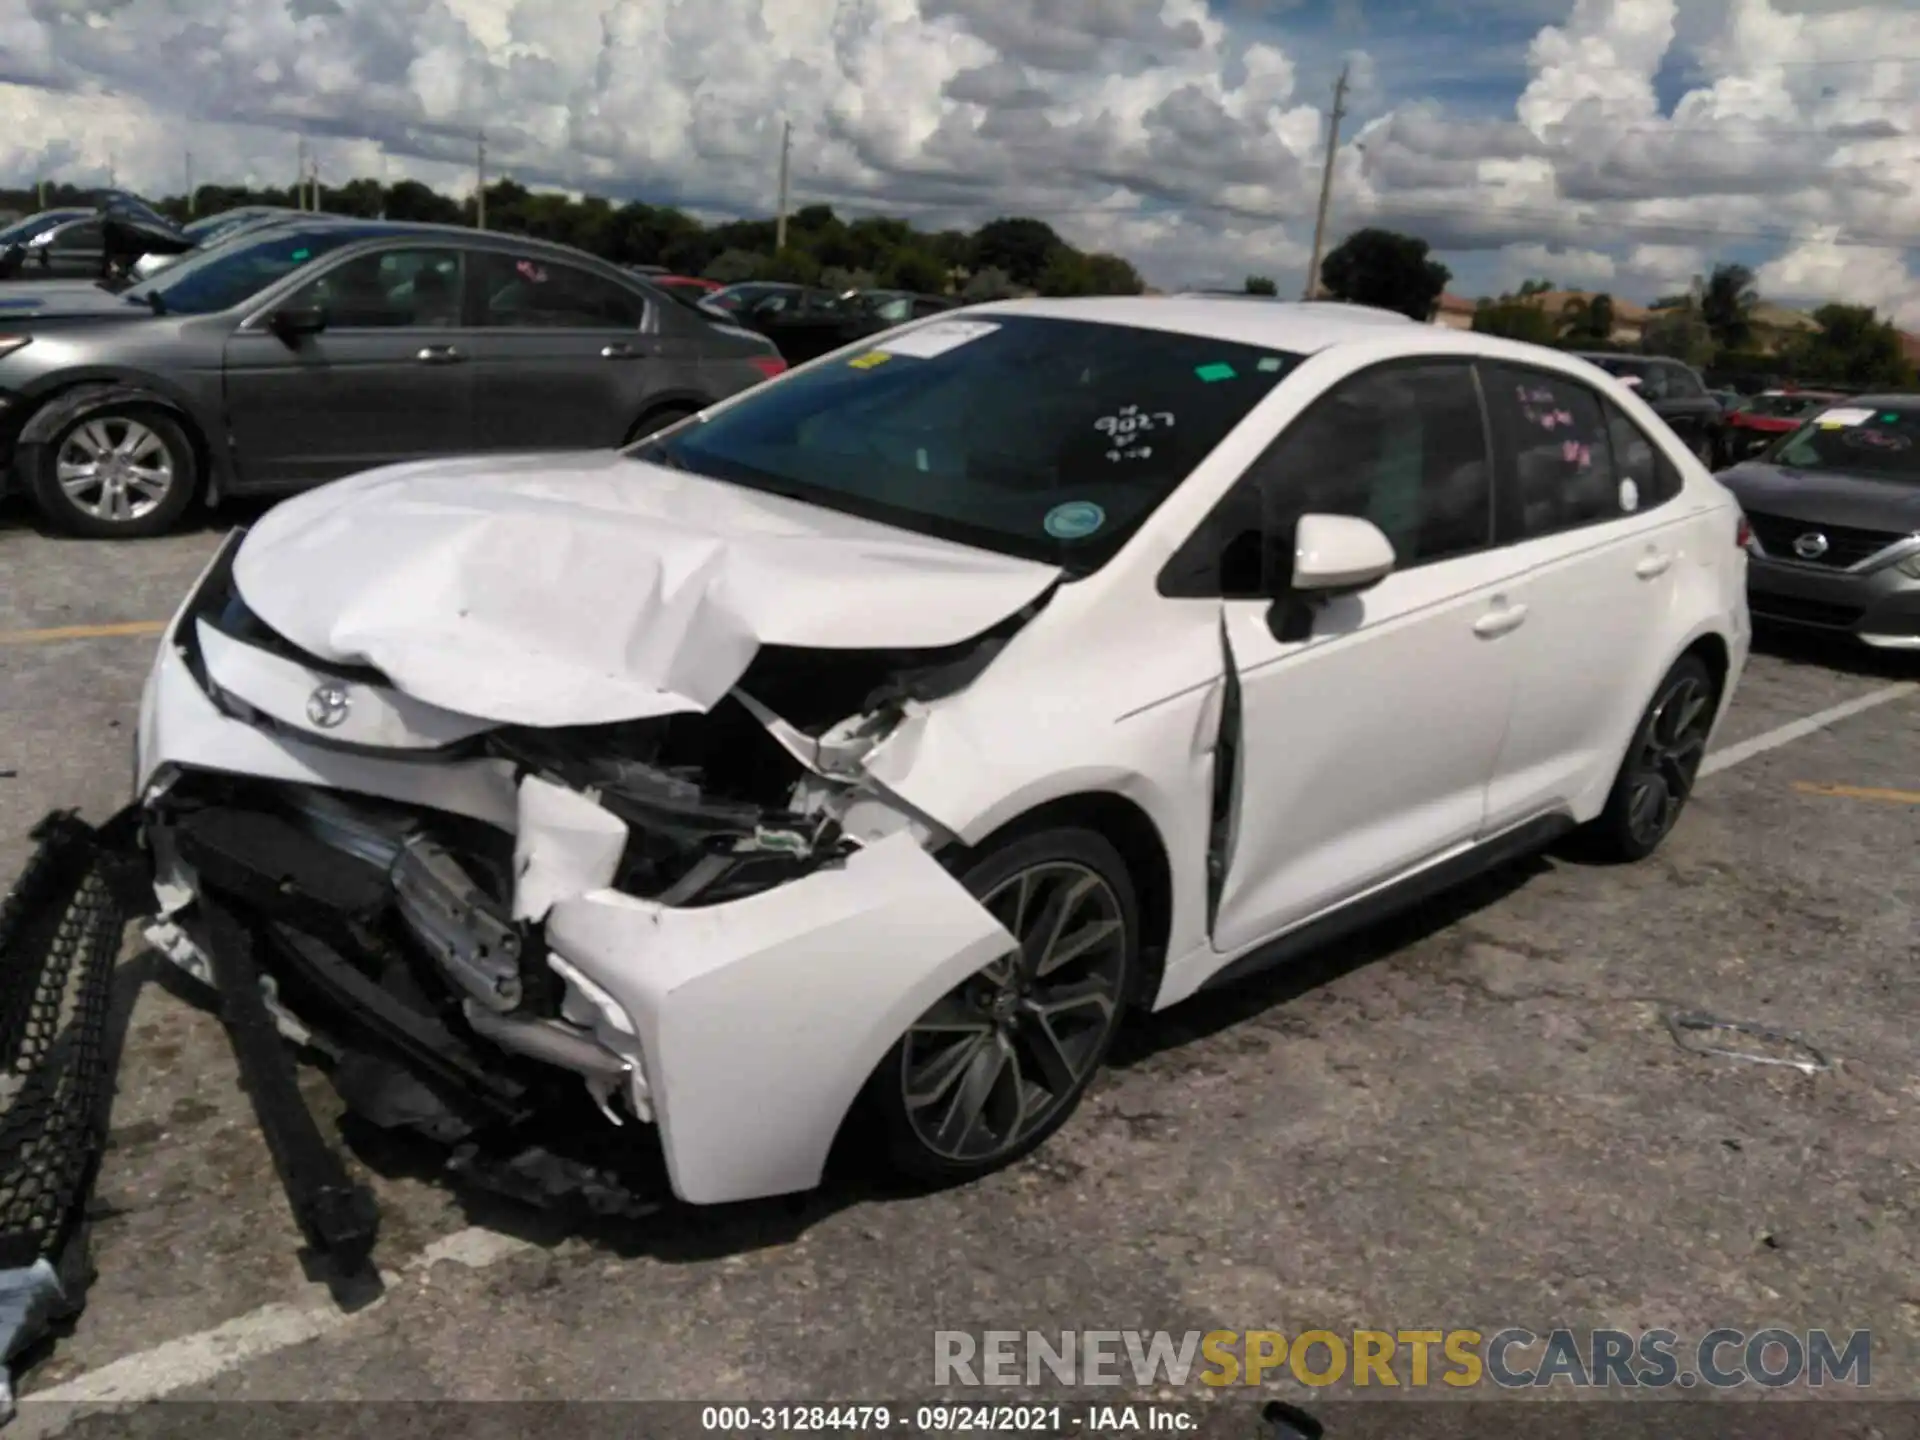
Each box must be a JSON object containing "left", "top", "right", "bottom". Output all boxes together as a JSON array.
[
  {"left": 1792, "top": 531, "right": 1830, "bottom": 560},
  {"left": 306, "top": 683, "right": 352, "bottom": 729}
]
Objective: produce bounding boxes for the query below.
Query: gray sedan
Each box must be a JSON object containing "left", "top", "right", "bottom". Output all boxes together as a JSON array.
[{"left": 0, "top": 220, "right": 786, "bottom": 536}]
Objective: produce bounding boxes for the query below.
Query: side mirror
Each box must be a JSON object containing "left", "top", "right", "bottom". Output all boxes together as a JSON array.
[
  {"left": 1619, "top": 375, "right": 1644, "bottom": 391},
  {"left": 268, "top": 304, "right": 328, "bottom": 341},
  {"left": 1291, "top": 513, "right": 1396, "bottom": 594}
]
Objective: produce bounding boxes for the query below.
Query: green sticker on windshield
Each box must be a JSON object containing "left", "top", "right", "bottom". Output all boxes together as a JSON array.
[
  {"left": 291, "top": 248, "right": 311, "bottom": 261},
  {"left": 1194, "top": 362, "right": 1237, "bottom": 383}
]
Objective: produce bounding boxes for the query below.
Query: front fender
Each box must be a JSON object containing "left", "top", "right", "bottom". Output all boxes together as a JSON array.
[{"left": 15, "top": 377, "right": 232, "bottom": 499}]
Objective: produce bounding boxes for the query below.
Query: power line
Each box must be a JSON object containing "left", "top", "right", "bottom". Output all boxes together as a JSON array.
[{"left": 1303, "top": 63, "right": 1349, "bottom": 300}]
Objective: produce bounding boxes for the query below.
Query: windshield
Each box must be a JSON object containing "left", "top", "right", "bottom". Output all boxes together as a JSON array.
[
  {"left": 634, "top": 313, "right": 1305, "bottom": 570},
  {"left": 708, "top": 283, "right": 795, "bottom": 312},
  {"left": 121, "top": 225, "right": 379, "bottom": 315},
  {"left": 1747, "top": 392, "right": 1837, "bottom": 419},
  {"left": 1770, "top": 405, "right": 1920, "bottom": 481}
]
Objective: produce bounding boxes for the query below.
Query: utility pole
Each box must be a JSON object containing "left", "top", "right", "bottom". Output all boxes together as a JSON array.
[
  {"left": 774, "top": 119, "right": 791, "bottom": 252},
  {"left": 308, "top": 156, "right": 322, "bottom": 212},
  {"left": 475, "top": 130, "right": 487, "bottom": 230},
  {"left": 1302, "top": 63, "right": 1350, "bottom": 301},
  {"left": 296, "top": 138, "right": 307, "bottom": 209},
  {"left": 185, "top": 150, "right": 195, "bottom": 214},
  {"left": 106, "top": 152, "right": 116, "bottom": 190},
  {"left": 37, "top": 179, "right": 46, "bottom": 210}
]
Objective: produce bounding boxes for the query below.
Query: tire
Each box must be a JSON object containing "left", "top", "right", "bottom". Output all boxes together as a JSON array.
[
  {"left": 869, "top": 827, "right": 1140, "bottom": 1187},
  {"left": 1579, "top": 654, "right": 1718, "bottom": 863},
  {"left": 624, "top": 404, "right": 701, "bottom": 446},
  {"left": 28, "top": 403, "right": 198, "bottom": 539}
]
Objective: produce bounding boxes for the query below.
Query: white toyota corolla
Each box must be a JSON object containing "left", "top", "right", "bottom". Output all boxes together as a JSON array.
[{"left": 133, "top": 297, "right": 1751, "bottom": 1209}]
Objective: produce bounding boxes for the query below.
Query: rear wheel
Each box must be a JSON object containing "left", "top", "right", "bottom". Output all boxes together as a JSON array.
[
  {"left": 1580, "top": 655, "right": 1717, "bottom": 862},
  {"left": 29, "top": 404, "right": 198, "bottom": 538},
  {"left": 624, "top": 404, "right": 701, "bottom": 445},
  {"left": 871, "top": 828, "right": 1139, "bottom": 1186}
]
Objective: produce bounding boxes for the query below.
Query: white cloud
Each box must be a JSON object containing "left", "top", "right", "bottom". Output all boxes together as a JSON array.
[
  {"left": 0, "top": 0, "right": 1913, "bottom": 315},
  {"left": 1757, "top": 232, "right": 1920, "bottom": 330}
]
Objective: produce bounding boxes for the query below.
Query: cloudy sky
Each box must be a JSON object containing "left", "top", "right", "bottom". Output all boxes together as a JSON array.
[{"left": 1, "top": 0, "right": 1916, "bottom": 321}]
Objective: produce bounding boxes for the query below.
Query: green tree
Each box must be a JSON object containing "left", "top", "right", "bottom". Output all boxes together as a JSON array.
[
  {"left": 1471, "top": 298, "right": 1557, "bottom": 345},
  {"left": 972, "top": 217, "right": 1064, "bottom": 288},
  {"left": 1641, "top": 304, "right": 1714, "bottom": 367},
  {"left": 1244, "top": 275, "right": 1278, "bottom": 296},
  {"left": 961, "top": 266, "right": 1018, "bottom": 302},
  {"left": 763, "top": 246, "right": 822, "bottom": 284},
  {"left": 1789, "top": 304, "right": 1917, "bottom": 388},
  {"left": 1700, "top": 263, "right": 1759, "bottom": 351},
  {"left": 1558, "top": 292, "right": 1616, "bottom": 344},
  {"left": 880, "top": 248, "right": 950, "bottom": 294},
  {"left": 383, "top": 179, "right": 461, "bottom": 223},
  {"left": 703, "top": 248, "right": 764, "bottom": 284},
  {"left": 1319, "top": 228, "right": 1452, "bottom": 321},
  {"left": 1516, "top": 277, "right": 1555, "bottom": 298}
]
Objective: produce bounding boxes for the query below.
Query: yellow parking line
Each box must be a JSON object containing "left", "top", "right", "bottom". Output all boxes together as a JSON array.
[
  {"left": 1792, "top": 781, "right": 1920, "bottom": 805},
  {"left": 0, "top": 619, "right": 167, "bottom": 646}
]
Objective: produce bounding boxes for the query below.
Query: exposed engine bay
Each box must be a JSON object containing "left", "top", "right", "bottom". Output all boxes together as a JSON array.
[{"left": 130, "top": 527, "right": 1040, "bottom": 1288}]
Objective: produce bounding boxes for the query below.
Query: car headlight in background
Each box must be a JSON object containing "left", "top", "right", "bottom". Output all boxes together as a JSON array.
[
  {"left": 0, "top": 334, "right": 31, "bottom": 360},
  {"left": 1895, "top": 550, "right": 1920, "bottom": 580}
]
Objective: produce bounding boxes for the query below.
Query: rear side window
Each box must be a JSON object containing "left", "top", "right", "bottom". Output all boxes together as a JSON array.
[
  {"left": 476, "top": 252, "right": 646, "bottom": 329},
  {"left": 1602, "top": 399, "right": 1684, "bottom": 510},
  {"left": 1483, "top": 363, "right": 1624, "bottom": 538},
  {"left": 1664, "top": 365, "right": 1705, "bottom": 398},
  {"left": 48, "top": 221, "right": 101, "bottom": 253}
]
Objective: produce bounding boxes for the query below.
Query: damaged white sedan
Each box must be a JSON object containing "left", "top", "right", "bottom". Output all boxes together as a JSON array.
[{"left": 127, "top": 298, "right": 1750, "bottom": 1236}]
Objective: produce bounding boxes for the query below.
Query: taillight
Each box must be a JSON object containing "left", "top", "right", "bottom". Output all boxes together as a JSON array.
[
  {"left": 1736, "top": 513, "right": 1753, "bottom": 550},
  {"left": 747, "top": 354, "right": 787, "bottom": 380}
]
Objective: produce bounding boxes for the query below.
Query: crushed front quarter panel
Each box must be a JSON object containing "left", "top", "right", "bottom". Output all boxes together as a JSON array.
[{"left": 543, "top": 832, "right": 1016, "bottom": 1205}]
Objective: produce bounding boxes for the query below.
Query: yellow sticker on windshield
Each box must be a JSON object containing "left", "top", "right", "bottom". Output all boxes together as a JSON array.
[{"left": 848, "top": 351, "right": 891, "bottom": 370}]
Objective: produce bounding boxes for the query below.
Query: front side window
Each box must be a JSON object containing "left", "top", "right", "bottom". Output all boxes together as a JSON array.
[
  {"left": 1484, "top": 363, "right": 1624, "bottom": 538},
  {"left": 1664, "top": 364, "right": 1705, "bottom": 398},
  {"left": 1161, "top": 360, "right": 1493, "bottom": 596},
  {"left": 284, "top": 247, "right": 464, "bottom": 328},
  {"left": 477, "top": 252, "right": 646, "bottom": 329},
  {"left": 1773, "top": 405, "right": 1920, "bottom": 483},
  {"left": 125, "top": 226, "right": 379, "bottom": 315},
  {"left": 47, "top": 220, "right": 101, "bottom": 253},
  {"left": 638, "top": 314, "right": 1305, "bottom": 571}
]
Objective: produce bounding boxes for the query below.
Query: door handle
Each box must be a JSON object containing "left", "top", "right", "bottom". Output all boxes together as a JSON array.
[
  {"left": 416, "top": 344, "right": 463, "bottom": 364},
  {"left": 1635, "top": 551, "right": 1674, "bottom": 579},
  {"left": 1473, "top": 602, "right": 1529, "bottom": 639},
  {"left": 601, "top": 343, "right": 638, "bottom": 359}
]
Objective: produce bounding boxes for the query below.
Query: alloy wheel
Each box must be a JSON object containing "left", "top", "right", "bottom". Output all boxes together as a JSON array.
[
  {"left": 1625, "top": 673, "right": 1713, "bottom": 848},
  {"left": 55, "top": 417, "right": 176, "bottom": 523},
  {"left": 899, "top": 862, "right": 1129, "bottom": 1164}
]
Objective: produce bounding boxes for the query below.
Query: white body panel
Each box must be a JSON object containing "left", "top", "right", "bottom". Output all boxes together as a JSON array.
[{"left": 134, "top": 298, "right": 1750, "bottom": 1205}]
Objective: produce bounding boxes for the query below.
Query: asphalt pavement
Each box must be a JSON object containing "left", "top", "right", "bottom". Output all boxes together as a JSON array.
[{"left": 1, "top": 495, "right": 1917, "bottom": 1427}]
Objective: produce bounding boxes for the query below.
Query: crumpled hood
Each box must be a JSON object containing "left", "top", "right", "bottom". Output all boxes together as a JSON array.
[{"left": 231, "top": 450, "right": 1062, "bottom": 726}]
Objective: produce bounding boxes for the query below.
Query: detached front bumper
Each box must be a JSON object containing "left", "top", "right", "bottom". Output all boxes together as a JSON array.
[{"left": 133, "top": 535, "right": 1016, "bottom": 1210}]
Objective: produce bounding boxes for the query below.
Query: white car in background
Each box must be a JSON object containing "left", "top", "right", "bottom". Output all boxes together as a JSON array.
[{"left": 132, "top": 298, "right": 1751, "bottom": 1209}]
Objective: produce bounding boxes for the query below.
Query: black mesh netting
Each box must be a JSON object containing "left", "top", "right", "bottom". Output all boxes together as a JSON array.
[{"left": 0, "top": 814, "right": 126, "bottom": 1274}]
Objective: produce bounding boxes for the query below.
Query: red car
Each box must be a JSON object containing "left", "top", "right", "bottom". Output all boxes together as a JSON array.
[
  {"left": 650, "top": 274, "right": 723, "bottom": 298},
  {"left": 1719, "top": 389, "right": 1848, "bottom": 465}
]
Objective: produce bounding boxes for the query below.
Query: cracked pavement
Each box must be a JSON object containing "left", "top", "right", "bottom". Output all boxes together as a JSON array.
[{"left": 2, "top": 500, "right": 1917, "bottom": 1422}]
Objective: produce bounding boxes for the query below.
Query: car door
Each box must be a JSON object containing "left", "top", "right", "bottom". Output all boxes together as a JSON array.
[
  {"left": 465, "top": 249, "right": 669, "bottom": 451},
  {"left": 1162, "top": 359, "right": 1529, "bottom": 956},
  {"left": 1478, "top": 361, "right": 1694, "bottom": 830},
  {"left": 222, "top": 243, "right": 474, "bottom": 488}
]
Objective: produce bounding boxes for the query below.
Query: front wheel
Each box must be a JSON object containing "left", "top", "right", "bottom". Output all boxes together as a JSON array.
[
  {"left": 870, "top": 827, "right": 1140, "bottom": 1186},
  {"left": 1580, "top": 655, "right": 1717, "bottom": 862},
  {"left": 29, "top": 405, "right": 198, "bottom": 538}
]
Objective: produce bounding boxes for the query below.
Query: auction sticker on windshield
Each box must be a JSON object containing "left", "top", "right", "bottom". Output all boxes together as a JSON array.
[
  {"left": 878, "top": 320, "right": 1000, "bottom": 359},
  {"left": 1815, "top": 408, "right": 1875, "bottom": 427},
  {"left": 1044, "top": 501, "right": 1106, "bottom": 539}
]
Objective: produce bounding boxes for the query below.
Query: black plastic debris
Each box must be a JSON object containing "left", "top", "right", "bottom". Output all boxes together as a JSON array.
[
  {"left": 0, "top": 811, "right": 136, "bottom": 1422},
  {"left": 1260, "top": 1401, "right": 1324, "bottom": 1440}
]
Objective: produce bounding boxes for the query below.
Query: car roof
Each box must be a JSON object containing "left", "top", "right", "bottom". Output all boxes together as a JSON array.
[{"left": 968, "top": 295, "right": 1537, "bottom": 357}]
